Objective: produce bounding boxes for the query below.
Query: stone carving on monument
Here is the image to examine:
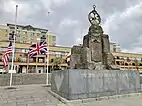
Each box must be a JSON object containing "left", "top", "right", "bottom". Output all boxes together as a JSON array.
[{"left": 70, "top": 5, "right": 115, "bottom": 70}]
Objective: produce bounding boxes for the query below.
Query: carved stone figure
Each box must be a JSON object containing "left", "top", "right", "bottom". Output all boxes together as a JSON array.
[{"left": 70, "top": 5, "right": 115, "bottom": 70}]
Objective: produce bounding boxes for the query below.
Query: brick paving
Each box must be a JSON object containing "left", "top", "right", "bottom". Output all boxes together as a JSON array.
[
  {"left": 0, "top": 85, "right": 61, "bottom": 106},
  {"left": 0, "top": 85, "right": 142, "bottom": 106},
  {"left": 69, "top": 95, "right": 142, "bottom": 106}
]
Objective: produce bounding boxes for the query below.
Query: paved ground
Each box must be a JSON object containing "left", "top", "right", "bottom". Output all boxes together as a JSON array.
[
  {"left": 0, "top": 85, "right": 61, "bottom": 106},
  {"left": 0, "top": 85, "right": 142, "bottom": 106},
  {"left": 70, "top": 95, "right": 142, "bottom": 106}
]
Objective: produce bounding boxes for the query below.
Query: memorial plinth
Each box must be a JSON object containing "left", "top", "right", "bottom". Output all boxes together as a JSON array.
[{"left": 51, "top": 69, "right": 141, "bottom": 100}]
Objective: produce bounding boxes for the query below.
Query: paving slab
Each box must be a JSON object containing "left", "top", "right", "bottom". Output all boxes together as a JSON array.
[{"left": 0, "top": 85, "right": 61, "bottom": 106}]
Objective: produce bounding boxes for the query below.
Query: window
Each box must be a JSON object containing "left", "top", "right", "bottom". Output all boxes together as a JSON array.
[
  {"left": 55, "top": 52, "right": 61, "bottom": 58},
  {"left": 9, "top": 56, "right": 14, "bottom": 62},
  {"left": 139, "top": 63, "right": 142, "bottom": 66},
  {"left": 25, "top": 49, "right": 29, "bottom": 53},
  {"left": 132, "top": 63, "right": 135, "bottom": 66},
  {"left": 125, "top": 63, "right": 128, "bottom": 66},
  {"left": 10, "top": 26, "right": 15, "bottom": 29},
  {"left": 22, "top": 49, "right": 25, "bottom": 53},
  {"left": 50, "top": 59, "right": 54, "bottom": 62},
  {"left": 37, "top": 33, "right": 40, "bottom": 36},
  {"left": 39, "top": 70, "right": 41, "bottom": 73},
  {"left": 52, "top": 36, "right": 56, "bottom": 41},
  {"left": 41, "top": 30, "right": 46, "bottom": 34},
  {"left": 21, "top": 58, "right": 26, "bottom": 62},
  {"left": 24, "top": 31, "right": 27, "bottom": 34},
  {"left": 126, "top": 57, "right": 130, "bottom": 62},
  {"left": 39, "top": 59, "right": 43, "bottom": 63},
  {"left": 121, "top": 62, "right": 124, "bottom": 65},
  {"left": 116, "top": 56, "right": 120, "bottom": 59},
  {"left": 0, "top": 48, "right": 5, "bottom": 52},
  {"left": 30, "top": 33, "right": 34, "bottom": 38},
  {"left": 0, "top": 58, "right": 2, "bottom": 62},
  {"left": 17, "top": 31, "right": 20, "bottom": 34},
  {"left": 116, "top": 61, "right": 120, "bottom": 65},
  {"left": 29, "top": 58, "right": 33, "bottom": 62}
]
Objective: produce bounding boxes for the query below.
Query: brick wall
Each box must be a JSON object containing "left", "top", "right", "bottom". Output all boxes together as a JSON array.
[{"left": 0, "top": 73, "right": 51, "bottom": 86}]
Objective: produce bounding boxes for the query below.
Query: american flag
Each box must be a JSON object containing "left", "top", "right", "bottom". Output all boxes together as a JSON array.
[
  {"left": 2, "top": 41, "right": 13, "bottom": 67},
  {"left": 29, "top": 41, "right": 48, "bottom": 57}
]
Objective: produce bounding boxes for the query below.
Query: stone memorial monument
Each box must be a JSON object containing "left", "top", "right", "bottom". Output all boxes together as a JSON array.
[
  {"left": 51, "top": 5, "right": 141, "bottom": 100},
  {"left": 70, "top": 5, "right": 114, "bottom": 70}
]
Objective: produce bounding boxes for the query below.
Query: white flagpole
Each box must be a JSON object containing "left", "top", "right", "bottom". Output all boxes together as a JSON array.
[
  {"left": 10, "top": 5, "right": 18, "bottom": 86},
  {"left": 46, "top": 12, "right": 50, "bottom": 85},
  {"left": 46, "top": 33, "right": 49, "bottom": 85}
]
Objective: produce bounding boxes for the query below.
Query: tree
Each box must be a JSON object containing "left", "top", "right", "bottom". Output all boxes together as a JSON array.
[
  {"left": 134, "top": 59, "right": 139, "bottom": 71},
  {"left": 51, "top": 57, "right": 62, "bottom": 71}
]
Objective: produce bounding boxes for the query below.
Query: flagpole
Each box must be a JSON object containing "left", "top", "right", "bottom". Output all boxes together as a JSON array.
[
  {"left": 46, "top": 32, "right": 49, "bottom": 85},
  {"left": 10, "top": 5, "right": 18, "bottom": 87},
  {"left": 46, "top": 12, "right": 50, "bottom": 85}
]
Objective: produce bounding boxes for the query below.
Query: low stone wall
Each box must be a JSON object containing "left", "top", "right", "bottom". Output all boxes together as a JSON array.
[
  {"left": 0, "top": 73, "right": 141, "bottom": 87},
  {"left": 51, "top": 69, "right": 141, "bottom": 100},
  {"left": 0, "top": 73, "right": 51, "bottom": 86},
  {"left": 140, "top": 75, "right": 142, "bottom": 84}
]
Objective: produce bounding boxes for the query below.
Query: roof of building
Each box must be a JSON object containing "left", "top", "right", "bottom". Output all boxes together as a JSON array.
[
  {"left": 7, "top": 23, "right": 48, "bottom": 32},
  {"left": 112, "top": 52, "right": 142, "bottom": 58},
  {"left": 0, "top": 25, "right": 8, "bottom": 29}
]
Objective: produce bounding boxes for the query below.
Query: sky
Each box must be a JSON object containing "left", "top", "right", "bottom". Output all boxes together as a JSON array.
[{"left": 0, "top": 0, "right": 142, "bottom": 53}]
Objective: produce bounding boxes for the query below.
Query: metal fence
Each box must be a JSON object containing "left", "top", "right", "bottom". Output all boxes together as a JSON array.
[{"left": 51, "top": 69, "right": 141, "bottom": 100}]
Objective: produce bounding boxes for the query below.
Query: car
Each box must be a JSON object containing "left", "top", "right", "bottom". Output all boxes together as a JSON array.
[
  {"left": 0, "top": 69, "right": 7, "bottom": 74},
  {"left": 8, "top": 70, "right": 16, "bottom": 73}
]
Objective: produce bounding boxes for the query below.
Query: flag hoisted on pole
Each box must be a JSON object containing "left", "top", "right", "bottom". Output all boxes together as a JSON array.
[
  {"left": 66, "top": 52, "right": 71, "bottom": 67},
  {"left": 29, "top": 40, "right": 48, "bottom": 81},
  {"left": 2, "top": 41, "right": 13, "bottom": 70},
  {"left": 29, "top": 41, "right": 48, "bottom": 57},
  {"left": 9, "top": 5, "right": 18, "bottom": 87}
]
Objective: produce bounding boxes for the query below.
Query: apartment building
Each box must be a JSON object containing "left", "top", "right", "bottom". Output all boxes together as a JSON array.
[
  {"left": 110, "top": 42, "right": 121, "bottom": 52},
  {"left": 112, "top": 52, "right": 142, "bottom": 72}
]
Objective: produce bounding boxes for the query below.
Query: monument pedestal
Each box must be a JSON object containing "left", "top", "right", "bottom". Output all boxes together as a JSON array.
[{"left": 51, "top": 69, "right": 141, "bottom": 100}]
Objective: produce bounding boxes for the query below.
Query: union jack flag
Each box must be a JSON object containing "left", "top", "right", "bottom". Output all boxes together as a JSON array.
[
  {"left": 66, "top": 52, "right": 71, "bottom": 62},
  {"left": 66, "top": 52, "right": 71, "bottom": 66},
  {"left": 29, "top": 41, "right": 48, "bottom": 57},
  {"left": 2, "top": 41, "right": 13, "bottom": 67}
]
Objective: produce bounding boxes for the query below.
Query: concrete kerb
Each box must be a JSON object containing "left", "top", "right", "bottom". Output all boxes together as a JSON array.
[
  {"left": 42, "top": 84, "right": 51, "bottom": 87},
  {"left": 48, "top": 90, "right": 142, "bottom": 104}
]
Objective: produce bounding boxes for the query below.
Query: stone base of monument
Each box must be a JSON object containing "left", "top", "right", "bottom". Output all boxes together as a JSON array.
[{"left": 51, "top": 69, "right": 141, "bottom": 100}]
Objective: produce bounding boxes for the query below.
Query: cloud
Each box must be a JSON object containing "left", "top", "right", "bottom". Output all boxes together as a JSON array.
[
  {"left": 102, "top": 1, "right": 142, "bottom": 52},
  {"left": 0, "top": 0, "right": 142, "bottom": 53},
  {"left": 59, "top": 18, "right": 79, "bottom": 28}
]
